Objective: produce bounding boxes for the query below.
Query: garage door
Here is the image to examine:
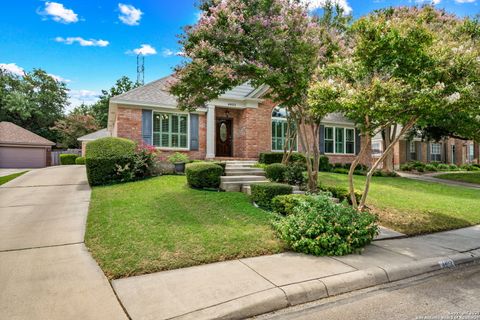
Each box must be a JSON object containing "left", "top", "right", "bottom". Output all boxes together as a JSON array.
[{"left": 0, "top": 146, "right": 46, "bottom": 168}]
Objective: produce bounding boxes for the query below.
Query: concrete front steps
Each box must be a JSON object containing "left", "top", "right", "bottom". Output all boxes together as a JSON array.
[{"left": 220, "top": 161, "right": 269, "bottom": 192}]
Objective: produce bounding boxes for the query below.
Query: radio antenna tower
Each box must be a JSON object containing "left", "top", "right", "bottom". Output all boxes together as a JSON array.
[{"left": 137, "top": 54, "right": 145, "bottom": 85}]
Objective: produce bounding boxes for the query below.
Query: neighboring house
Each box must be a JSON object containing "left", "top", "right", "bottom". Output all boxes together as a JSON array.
[
  {"left": 372, "top": 135, "right": 479, "bottom": 169},
  {"left": 78, "top": 128, "right": 111, "bottom": 156},
  {"left": 0, "top": 121, "right": 55, "bottom": 168},
  {"left": 107, "top": 75, "right": 371, "bottom": 165}
]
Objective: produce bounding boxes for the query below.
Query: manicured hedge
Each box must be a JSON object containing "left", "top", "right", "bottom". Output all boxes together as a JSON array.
[
  {"left": 60, "top": 154, "right": 79, "bottom": 165},
  {"left": 75, "top": 156, "right": 86, "bottom": 165},
  {"left": 271, "top": 194, "right": 309, "bottom": 215},
  {"left": 185, "top": 162, "right": 224, "bottom": 189},
  {"left": 250, "top": 183, "right": 292, "bottom": 210},
  {"left": 259, "top": 152, "right": 306, "bottom": 165},
  {"left": 85, "top": 137, "right": 136, "bottom": 159},
  {"left": 86, "top": 156, "right": 133, "bottom": 186},
  {"left": 265, "top": 163, "right": 287, "bottom": 182},
  {"left": 318, "top": 184, "right": 362, "bottom": 205},
  {"left": 273, "top": 193, "right": 378, "bottom": 256}
]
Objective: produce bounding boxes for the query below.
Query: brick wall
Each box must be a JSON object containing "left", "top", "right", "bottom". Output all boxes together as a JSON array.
[{"left": 116, "top": 107, "right": 142, "bottom": 144}]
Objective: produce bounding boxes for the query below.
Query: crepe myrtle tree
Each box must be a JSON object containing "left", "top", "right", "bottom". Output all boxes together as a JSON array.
[
  {"left": 309, "top": 6, "right": 480, "bottom": 209},
  {"left": 170, "top": 0, "right": 350, "bottom": 191}
]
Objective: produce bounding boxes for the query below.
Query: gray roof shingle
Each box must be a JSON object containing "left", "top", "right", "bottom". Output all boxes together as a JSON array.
[
  {"left": 77, "top": 128, "right": 110, "bottom": 141},
  {"left": 0, "top": 122, "right": 55, "bottom": 146}
]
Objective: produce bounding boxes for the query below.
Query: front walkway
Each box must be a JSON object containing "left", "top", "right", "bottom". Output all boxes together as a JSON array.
[
  {"left": 0, "top": 166, "right": 127, "bottom": 319},
  {"left": 112, "top": 225, "right": 480, "bottom": 320},
  {"left": 397, "top": 171, "right": 480, "bottom": 189}
]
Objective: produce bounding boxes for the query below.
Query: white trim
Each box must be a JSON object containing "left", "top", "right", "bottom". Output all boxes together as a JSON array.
[
  {"left": 152, "top": 111, "right": 190, "bottom": 150},
  {"left": 206, "top": 104, "right": 216, "bottom": 158}
]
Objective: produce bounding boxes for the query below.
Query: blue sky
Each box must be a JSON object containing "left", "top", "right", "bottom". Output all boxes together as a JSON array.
[{"left": 0, "top": 0, "right": 478, "bottom": 110}]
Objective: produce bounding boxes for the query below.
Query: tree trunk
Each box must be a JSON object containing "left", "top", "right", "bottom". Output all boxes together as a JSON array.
[
  {"left": 358, "top": 119, "right": 417, "bottom": 210},
  {"left": 281, "top": 117, "right": 296, "bottom": 165},
  {"left": 297, "top": 119, "right": 319, "bottom": 192},
  {"left": 348, "top": 134, "right": 370, "bottom": 209}
]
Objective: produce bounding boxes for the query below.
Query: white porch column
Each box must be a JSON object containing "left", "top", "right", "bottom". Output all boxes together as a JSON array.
[{"left": 206, "top": 104, "right": 216, "bottom": 159}]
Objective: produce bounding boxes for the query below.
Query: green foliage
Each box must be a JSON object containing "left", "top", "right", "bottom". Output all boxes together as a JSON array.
[
  {"left": 185, "top": 162, "right": 223, "bottom": 189},
  {"left": 0, "top": 68, "right": 68, "bottom": 142},
  {"left": 250, "top": 183, "right": 293, "bottom": 210},
  {"left": 85, "top": 137, "right": 136, "bottom": 159},
  {"left": 332, "top": 168, "right": 349, "bottom": 174},
  {"left": 284, "top": 162, "right": 306, "bottom": 185},
  {"left": 319, "top": 156, "right": 331, "bottom": 172},
  {"left": 449, "top": 164, "right": 459, "bottom": 171},
  {"left": 437, "top": 163, "right": 450, "bottom": 171},
  {"left": 259, "top": 152, "right": 306, "bottom": 165},
  {"left": 460, "top": 164, "right": 480, "bottom": 171},
  {"left": 212, "top": 161, "right": 226, "bottom": 174},
  {"left": 168, "top": 152, "right": 190, "bottom": 164},
  {"left": 272, "top": 194, "right": 378, "bottom": 256},
  {"left": 425, "top": 164, "right": 438, "bottom": 172},
  {"left": 265, "top": 163, "right": 287, "bottom": 182},
  {"left": 51, "top": 113, "right": 100, "bottom": 148},
  {"left": 318, "top": 183, "right": 362, "bottom": 204},
  {"left": 75, "top": 156, "right": 86, "bottom": 165},
  {"left": 271, "top": 194, "right": 311, "bottom": 215},
  {"left": 86, "top": 156, "right": 133, "bottom": 186},
  {"left": 60, "top": 154, "right": 79, "bottom": 165}
]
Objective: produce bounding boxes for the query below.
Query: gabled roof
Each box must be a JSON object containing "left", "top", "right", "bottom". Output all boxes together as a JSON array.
[
  {"left": 110, "top": 75, "right": 178, "bottom": 107},
  {"left": 0, "top": 122, "right": 55, "bottom": 146},
  {"left": 77, "top": 128, "right": 110, "bottom": 141},
  {"left": 109, "top": 74, "right": 267, "bottom": 108}
]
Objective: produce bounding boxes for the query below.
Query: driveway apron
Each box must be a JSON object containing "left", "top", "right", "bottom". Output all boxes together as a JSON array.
[{"left": 0, "top": 166, "right": 127, "bottom": 320}]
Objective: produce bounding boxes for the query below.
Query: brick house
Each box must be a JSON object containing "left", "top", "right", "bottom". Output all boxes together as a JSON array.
[
  {"left": 372, "top": 135, "right": 479, "bottom": 169},
  {"left": 106, "top": 75, "right": 371, "bottom": 165}
]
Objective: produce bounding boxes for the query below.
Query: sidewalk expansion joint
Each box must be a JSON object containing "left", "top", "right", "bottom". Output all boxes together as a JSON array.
[
  {"left": 109, "top": 281, "right": 133, "bottom": 320},
  {"left": 0, "top": 241, "right": 84, "bottom": 253}
]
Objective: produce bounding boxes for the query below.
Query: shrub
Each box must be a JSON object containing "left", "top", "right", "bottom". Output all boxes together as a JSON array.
[
  {"left": 449, "top": 164, "right": 458, "bottom": 171},
  {"left": 425, "top": 164, "right": 438, "bottom": 172},
  {"left": 168, "top": 152, "right": 190, "bottom": 163},
  {"left": 86, "top": 156, "right": 133, "bottom": 186},
  {"left": 289, "top": 153, "right": 306, "bottom": 164},
  {"left": 284, "top": 162, "right": 306, "bottom": 185},
  {"left": 250, "top": 183, "right": 293, "bottom": 210},
  {"left": 259, "top": 152, "right": 284, "bottom": 164},
  {"left": 265, "top": 163, "right": 287, "bottom": 182},
  {"left": 372, "top": 170, "right": 399, "bottom": 177},
  {"left": 400, "top": 163, "right": 413, "bottom": 171},
  {"left": 60, "top": 154, "right": 79, "bottom": 165},
  {"left": 271, "top": 194, "right": 313, "bottom": 215},
  {"left": 460, "top": 164, "right": 480, "bottom": 171},
  {"left": 437, "top": 163, "right": 450, "bottom": 171},
  {"left": 318, "top": 184, "right": 362, "bottom": 205},
  {"left": 332, "top": 168, "right": 349, "bottom": 174},
  {"left": 85, "top": 137, "right": 136, "bottom": 159},
  {"left": 185, "top": 162, "right": 223, "bottom": 189},
  {"left": 212, "top": 161, "right": 226, "bottom": 174},
  {"left": 75, "top": 156, "right": 86, "bottom": 165},
  {"left": 318, "top": 155, "right": 331, "bottom": 172},
  {"left": 272, "top": 193, "right": 378, "bottom": 256}
]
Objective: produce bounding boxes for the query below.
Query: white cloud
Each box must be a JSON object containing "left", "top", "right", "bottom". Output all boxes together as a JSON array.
[
  {"left": 118, "top": 3, "right": 143, "bottom": 26},
  {"left": 162, "top": 48, "right": 183, "bottom": 57},
  {"left": 0, "top": 63, "right": 24, "bottom": 76},
  {"left": 48, "top": 73, "right": 71, "bottom": 83},
  {"left": 454, "top": 0, "right": 476, "bottom": 3},
  {"left": 68, "top": 89, "right": 101, "bottom": 108},
  {"left": 40, "top": 2, "right": 79, "bottom": 23},
  {"left": 415, "top": 0, "right": 441, "bottom": 4},
  {"left": 55, "top": 37, "right": 109, "bottom": 47},
  {"left": 303, "top": 0, "right": 353, "bottom": 15},
  {"left": 128, "top": 44, "right": 157, "bottom": 56}
]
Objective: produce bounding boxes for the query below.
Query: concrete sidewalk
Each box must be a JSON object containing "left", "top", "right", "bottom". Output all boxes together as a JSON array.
[
  {"left": 112, "top": 225, "right": 480, "bottom": 320},
  {"left": 0, "top": 166, "right": 127, "bottom": 320}
]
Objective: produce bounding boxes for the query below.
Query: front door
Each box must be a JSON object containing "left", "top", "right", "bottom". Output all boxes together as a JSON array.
[{"left": 216, "top": 119, "right": 232, "bottom": 157}]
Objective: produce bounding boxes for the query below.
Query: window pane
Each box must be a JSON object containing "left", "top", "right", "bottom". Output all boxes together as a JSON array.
[
  {"left": 161, "top": 134, "right": 169, "bottom": 147},
  {"left": 161, "top": 114, "right": 169, "bottom": 132},
  {"left": 346, "top": 142, "right": 354, "bottom": 154},
  {"left": 325, "top": 127, "right": 333, "bottom": 140},
  {"left": 180, "top": 116, "right": 187, "bottom": 134},
  {"left": 335, "top": 128, "right": 344, "bottom": 154},
  {"left": 171, "top": 115, "right": 179, "bottom": 133},
  {"left": 346, "top": 129, "right": 354, "bottom": 142},
  {"left": 325, "top": 141, "right": 334, "bottom": 153},
  {"left": 171, "top": 134, "right": 179, "bottom": 148},
  {"left": 153, "top": 133, "right": 160, "bottom": 147},
  {"left": 180, "top": 135, "right": 187, "bottom": 148},
  {"left": 153, "top": 114, "right": 160, "bottom": 132}
]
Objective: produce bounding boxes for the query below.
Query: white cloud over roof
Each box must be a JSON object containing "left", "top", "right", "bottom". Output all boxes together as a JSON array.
[
  {"left": 129, "top": 44, "right": 157, "bottom": 56},
  {"left": 40, "top": 2, "right": 79, "bottom": 23},
  {"left": 55, "top": 37, "right": 109, "bottom": 47}
]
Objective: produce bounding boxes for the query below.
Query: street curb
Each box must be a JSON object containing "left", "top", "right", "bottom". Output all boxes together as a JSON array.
[{"left": 173, "top": 250, "right": 480, "bottom": 320}]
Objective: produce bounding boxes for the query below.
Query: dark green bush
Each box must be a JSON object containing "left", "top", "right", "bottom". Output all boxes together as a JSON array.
[
  {"left": 400, "top": 163, "right": 413, "bottom": 171},
  {"left": 449, "top": 164, "right": 459, "bottom": 171},
  {"left": 60, "top": 154, "right": 79, "bottom": 165},
  {"left": 332, "top": 168, "right": 349, "bottom": 174},
  {"left": 265, "top": 163, "right": 287, "bottom": 182},
  {"left": 425, "top": 164, "right": 438, "bottom": 172},
  {"left": 272, "top": 193, "right": 378, "bottom": 256},
  {"left": 284, "top": 162, "right": 306, "bottom": 185},
  {"left": 318, "top": 156, "right": 331, "bottom": 172},
  {"left": 86, "top": 156, "right": 133, "bottom": 186},
  {"left": 437, "top": 163, "right": 450, "bottom": 171},
  {"left": 289, "top": 153, "right": 306, "bottom": 164},
  {"left": 460, "top": 164, "right": 480, "bottom": 171},
  {"left": 372, "top": 170, "right": 399, "bottom": 177},
  {"left": 212, "top": 161, "right": 226, "bottom": 174},
  {"left": 259, "top": 152, "right": 306, "bottom": 165},
  {"left": 86, "top": 137, "right": 136, "bottom": 159},
  {"left": 186, "top": 162, "right": 223, "bottom": 189},
  {"left": 75, "top": 156, "right": 86, "bottom": 165},
  {"left": 250, "top": 183, "right": 293, "bottom": 210},
  {"left": 318, "top": 184, "right": 362, "bottom": 205}
]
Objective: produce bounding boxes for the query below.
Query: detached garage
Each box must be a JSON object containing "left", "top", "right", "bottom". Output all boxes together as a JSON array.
[{"left": 0, "top": 121, "right": 55, "bottom": 168}]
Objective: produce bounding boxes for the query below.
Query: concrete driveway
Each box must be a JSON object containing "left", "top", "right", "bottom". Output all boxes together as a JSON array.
[{"left": 0, "top": 166, "right": 127, "bottom": 320}]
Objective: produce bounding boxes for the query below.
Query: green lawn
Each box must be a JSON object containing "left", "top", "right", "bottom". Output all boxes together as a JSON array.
[
  {"left": 85, "top": 175, "right": 284, "bottom": 279},
  {"left": 318, "top": 172, "right": 480, "bottom": 235},
  {"left": 435, "top": 172, "right": 480, "bottom": 185},
  {"left": 0, "top": 171, "right": 27, "bottom": 185}
]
